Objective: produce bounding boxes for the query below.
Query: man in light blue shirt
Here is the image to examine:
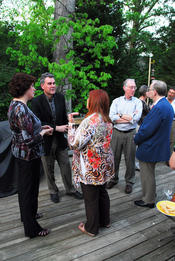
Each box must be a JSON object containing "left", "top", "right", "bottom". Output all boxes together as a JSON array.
[{"left": 107, "top": 79, "right": 142, "bottom": 193}]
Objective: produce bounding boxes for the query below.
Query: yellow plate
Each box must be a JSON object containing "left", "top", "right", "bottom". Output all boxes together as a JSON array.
[{"left": 156, "top": 200, "right": 175, "bottom": 217}]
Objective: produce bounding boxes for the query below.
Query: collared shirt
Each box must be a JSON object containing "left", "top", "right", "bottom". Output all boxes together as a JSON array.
[
  {"left": 171, "top": 100, "right": 175, "bottom": 120},
  {"left": 109, "top": 96, "right": 142, "bottom": 131},
  {"left": 45, "top": 94, "right": 56, "bottom": 123},
  {"left": 167, "top": 98, "right": 175, "bottom": 120},
  {"left": 153, "top": 96, "right": 165, "bottom": 106}
]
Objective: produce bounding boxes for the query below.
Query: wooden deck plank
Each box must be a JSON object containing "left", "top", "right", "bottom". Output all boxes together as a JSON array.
[
  {"left": 0, "top": 160, "right": 175, "bottom": 261},
  {"left": 1, "top": 213, "right": 164, "bottom": 261},
  {"left": 31, "top": 215, "right": 166, "bottom": 261},
  {"left": 74, "top": 220, "right": 172, "bottom": 261},
  {"left": 104, "top": 221, "right": 173, "bottom": 261},
  {"left": 0, "top": 202, "right": 170, "bottom": 260},
  {"left": 135, "top": 240, "right": 175, "bottom": 261}
]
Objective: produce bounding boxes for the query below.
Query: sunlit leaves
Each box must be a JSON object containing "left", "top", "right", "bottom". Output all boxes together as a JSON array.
[{"left": 6, "top": 1, "right": 117, "bottom": 112}]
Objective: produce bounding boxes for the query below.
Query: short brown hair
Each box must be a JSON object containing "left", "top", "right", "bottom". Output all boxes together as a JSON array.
[{"left": 9, "top": 72, "right": 36, "bottom": 98}]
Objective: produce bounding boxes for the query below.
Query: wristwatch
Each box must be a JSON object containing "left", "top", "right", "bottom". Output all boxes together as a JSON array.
[{"left": 119, "top": 113, "right": 123, "bottom": 118}]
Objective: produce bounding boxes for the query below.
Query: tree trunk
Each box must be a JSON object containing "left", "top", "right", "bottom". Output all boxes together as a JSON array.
[{"left": 53, "top": 0, "right": 75, "bottom": 112}]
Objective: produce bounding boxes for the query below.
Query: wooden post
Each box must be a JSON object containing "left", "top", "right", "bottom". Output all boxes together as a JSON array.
[
  {"left": 53, "top": 0, "right": 75, "bottom": 113},
  {"left": 147, "top": 56, "right": 152, "bottom": 87}
]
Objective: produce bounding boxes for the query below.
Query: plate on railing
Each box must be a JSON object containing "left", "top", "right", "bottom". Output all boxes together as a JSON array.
[{"left": 156, "top": 200, "right": 175, "bottom": 217}]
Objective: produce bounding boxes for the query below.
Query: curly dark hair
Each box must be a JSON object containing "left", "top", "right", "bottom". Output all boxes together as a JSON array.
[{"left": 9, "top": 72, "right": 36, "bottom": 98}]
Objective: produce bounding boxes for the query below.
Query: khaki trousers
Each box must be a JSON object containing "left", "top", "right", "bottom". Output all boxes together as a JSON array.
[
  {"left": 110, "top": 128, "right": 136, "bottom": 185},
  {"left": 42, "top": 148, "right": 75, "bottom": 195},
  {"left": 170, "top": 120, "right": 175, "bottom": 154},
  {"left": 139, "top": 161, "right": 156, "bottom": 204}
]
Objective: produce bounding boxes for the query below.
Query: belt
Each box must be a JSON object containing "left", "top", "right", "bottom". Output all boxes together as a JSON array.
[{"left": 115, "top": 128, "right": 135, "bottom": 133}]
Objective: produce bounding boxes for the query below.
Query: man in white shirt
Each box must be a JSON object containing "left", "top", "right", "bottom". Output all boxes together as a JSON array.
[
  {"left": 167, "top": 87, "right": 175, "bottom": 154},
  {"left": 107, "top": 79, "right": 142, "bottom": 193}
]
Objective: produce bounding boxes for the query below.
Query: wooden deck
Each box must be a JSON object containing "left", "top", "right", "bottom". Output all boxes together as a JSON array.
[{"left": 1, "top": 157, "right": 175, "bottom": 261}]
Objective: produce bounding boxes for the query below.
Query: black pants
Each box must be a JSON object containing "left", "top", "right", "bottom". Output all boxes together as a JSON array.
[
  {"left": 81, "top": 183, "right": 110, "bottom": 235},
  {"left": 16, "top": 158, "right": 42, "bottom": 238}
]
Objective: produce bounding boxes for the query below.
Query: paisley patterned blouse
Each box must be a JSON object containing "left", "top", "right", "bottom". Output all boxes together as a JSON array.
[
  {"left": 8, "top": 100, "right": 44, "bottom": 161},
  {"left": 68, "top": 113, "right": 114, "bottom": 187}
]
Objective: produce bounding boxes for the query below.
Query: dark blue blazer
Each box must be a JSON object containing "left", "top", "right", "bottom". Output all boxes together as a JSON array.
[{"left": 134, "top": 97, "right": 174, "bottom": 162}]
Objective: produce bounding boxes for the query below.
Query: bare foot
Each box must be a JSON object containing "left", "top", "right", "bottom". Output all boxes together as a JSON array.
[{"left": 78, "top": 222, "right": 95, "bottom": 237}]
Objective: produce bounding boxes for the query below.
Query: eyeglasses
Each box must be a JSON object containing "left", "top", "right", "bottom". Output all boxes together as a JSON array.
[
  {"left": 126, "top": 86, "right": 137, "bottom": 90},
  {"left": 147, "top": 88, "right": 154, "bottom": 91}
]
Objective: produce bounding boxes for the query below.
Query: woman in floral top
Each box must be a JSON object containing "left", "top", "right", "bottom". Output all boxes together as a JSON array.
[
  {"left": 8, "top": 73, "right": 53, "bottom": 238},
  {"left": 68, "top": 89, "right": 114, "bottom": 236}
]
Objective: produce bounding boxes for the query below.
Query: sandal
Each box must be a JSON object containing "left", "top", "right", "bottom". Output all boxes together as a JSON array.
[
  {"left": 38, "top": 228, "right": 50, "bottom": 237},
  {"left": 35, "top": 213, "right": 43, "bottom": 219},
  {"left": 78, "top": 222, "right": 95, "bottom": 237}
]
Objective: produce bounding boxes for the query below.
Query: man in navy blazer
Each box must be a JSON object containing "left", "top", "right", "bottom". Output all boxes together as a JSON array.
[
  {"left": 134, "top": 80, "right": 174, "bottom": 208},
  {"left": 31, "top": 73, "right": 82, "bottom": 203}
]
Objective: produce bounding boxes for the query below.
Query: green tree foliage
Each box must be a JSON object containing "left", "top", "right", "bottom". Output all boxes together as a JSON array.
[
  {"left": 50, "top": 13, "right": 117, "bottom": 111},
  {"left": 153, "top": 19, "right": 175, "bottom": 86},
  {"left": 123, "top": 0, "right": 174, "bottom": 52},
  {"left": 0, "top": 22, "right": 17, "bottom": 120},
  {"left": 75, "top": 0, "right": 125, "bottom": 100},
  {"left": 5, "top": 0, "right": 117, "bottom": 112},
  {"left": 6, "top": 1, "right": 54, "bottom": 77},
  {"left": 0, "top": 0, "right": 175, "bottom": 120},
  {"left": 119, "top": 0, "right": 175, "bottom": 89}
]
